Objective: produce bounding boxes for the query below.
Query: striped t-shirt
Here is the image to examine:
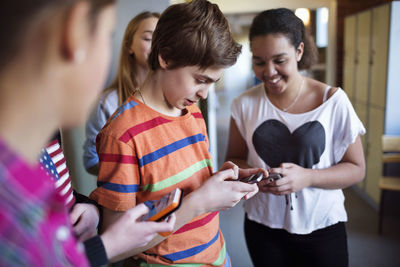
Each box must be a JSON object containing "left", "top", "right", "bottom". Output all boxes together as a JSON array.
[{"left": 90, "top": 96, "right": 228, "bottom": 266}]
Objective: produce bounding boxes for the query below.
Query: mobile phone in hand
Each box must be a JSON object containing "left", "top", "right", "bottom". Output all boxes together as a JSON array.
[
  {"left": 238, "top": 172, "right": 265, "bottom": 184},
  {"left": 268, "top": 173, "right": 282, "bottom": 181},
  {"left": 141, "top": 188, "right": 183, "bottom": 222}
]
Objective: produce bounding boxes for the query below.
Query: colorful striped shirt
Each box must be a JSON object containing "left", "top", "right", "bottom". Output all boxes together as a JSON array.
[
  {"left": 0, "top": 138, "right": 88, "bottom": 266},
  {"left": 90, "top": 96, "right": 228, "bottom": 266}
]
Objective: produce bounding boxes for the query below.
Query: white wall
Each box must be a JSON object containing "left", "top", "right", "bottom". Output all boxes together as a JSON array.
[
  {"left": 63, "top": 0, "right": 169, "bottom": 196},
  {"left": 385, "top": 2, "right": 400, "bottom": 135}
]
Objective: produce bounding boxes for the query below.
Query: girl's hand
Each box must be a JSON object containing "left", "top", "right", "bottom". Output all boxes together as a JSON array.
[{"left": 258, "top": 163, "right": 312, "bottom": 195}]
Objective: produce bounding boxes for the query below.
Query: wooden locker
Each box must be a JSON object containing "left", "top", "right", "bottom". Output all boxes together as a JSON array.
[
  {"left": 354, "top": 10, "right": 371, "bottom": 106},
  {"left": 343, "top": 15, "right": 357, "bottom": 102},
  {"left": 369, "top": 4, "right": 390, "bottom": 109}
]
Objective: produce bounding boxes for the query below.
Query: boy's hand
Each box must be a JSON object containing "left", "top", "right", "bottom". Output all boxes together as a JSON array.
[
  {"left": 219, "top": 161, "right": 267, "bottom": 200},
  {"left": 190, "top": 168, "right": 259, "bottom": 214}
]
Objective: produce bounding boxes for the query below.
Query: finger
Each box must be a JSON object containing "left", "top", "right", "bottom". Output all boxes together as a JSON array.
[
  {"left": 220, "top": 161, "right": 235, "bottom": 171},
  {"left": 215, "top": 169, "right": 236, "bottom": 181},
  {"left": 146, "top": 218, "right": 175, "bottom": 233},
  {"left": 128, "top": 203, "right": 150, "bottom": 219},
  {"left": 73, "top": 220, "right": 87, "bottom": 237},
  {"left": 243, "top": 186, "right": 259, "bottom": 200},
  {"left": 232, "top": 165, "right": 239, "bottom": 179},
  {"left": 69, "top": 205, "right": 84, "bottom": 225},
  {"left": 238, "top": 167, "right": 265, "bottom": 178},
  {"left": 280, "top": 162, "right": 294, "bottom": 168},
  {"left": 236, "top": 181, "right": 259, "bottom": 193},
  {"left": 271, "top": 167, "right": 282, "bottom": 175}
]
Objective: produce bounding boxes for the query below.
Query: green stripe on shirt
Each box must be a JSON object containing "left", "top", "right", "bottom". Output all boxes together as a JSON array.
[
  {"left": 141, "top": 159, "right": 212, "bottom": 192},
  {"left": 139, "top": 242, "right": 226, "bottom": 267}
]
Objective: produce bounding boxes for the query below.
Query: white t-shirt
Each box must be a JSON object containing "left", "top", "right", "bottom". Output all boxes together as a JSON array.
[
  {"left": 231, "top": 83, "right": 366, "bottom": 234},
  {"left": 83, "top": 90, "right": 118, "bottom": 170}
]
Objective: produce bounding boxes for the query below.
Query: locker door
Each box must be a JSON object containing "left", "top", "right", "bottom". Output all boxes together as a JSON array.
[{"left": 343, "top": 15, "right": 357, "bottom": 103}]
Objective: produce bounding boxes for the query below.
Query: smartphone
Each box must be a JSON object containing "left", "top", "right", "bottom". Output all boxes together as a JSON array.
[
  {"left": 141, "top": 188, "right": 183, "bottom": 222},
  {"left": 268, "top": 172, "right": 282, "bottom": 181},
  {"left": 238, "top": 172, "right": 265, "bottom": 184}
]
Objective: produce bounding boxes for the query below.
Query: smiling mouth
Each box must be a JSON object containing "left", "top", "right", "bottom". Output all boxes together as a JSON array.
[{"left": 265, "top": 76, "right": 281, "bottom": 85}]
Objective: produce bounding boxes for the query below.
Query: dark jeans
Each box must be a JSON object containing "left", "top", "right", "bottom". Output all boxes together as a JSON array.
[{"left": 244, "top": 215, "right": 349, "bottom": 267}]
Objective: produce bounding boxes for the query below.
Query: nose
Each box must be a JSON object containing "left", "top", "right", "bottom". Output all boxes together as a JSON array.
[
  {"left": 196, "top": 86, "right": 209, "bottom": 100},
  {"left": 263, "top": 62, "right": 277, "bottom": 78}
]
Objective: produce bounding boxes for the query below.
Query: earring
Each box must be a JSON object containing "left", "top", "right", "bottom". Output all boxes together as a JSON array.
[{"left": 74, "top": 49, "right": 86, "bottom": 64}]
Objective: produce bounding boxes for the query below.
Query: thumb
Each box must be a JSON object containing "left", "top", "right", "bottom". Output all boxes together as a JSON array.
[
  {"left": 280, "top": 162, "right": 294, "bottom": 169},
  {"left": 127, "top": 203, "right": 150, "bottom": 220},
  {"left": 69, "top": 205, "right": 83, "bottom": 225}
]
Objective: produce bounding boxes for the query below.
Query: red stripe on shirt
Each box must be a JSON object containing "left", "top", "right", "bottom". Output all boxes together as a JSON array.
[
  {"left": 192, "top": 112, "right": 203, "bottom": 119},
  {"left": 99, "top": 153, "right": 137, "bottom": 164},
  {"left": 119, "top": 117, "right": 172, "bottom": 143},
  {"left": 174, "top": 211, "right": 219, "bottom": 235}
]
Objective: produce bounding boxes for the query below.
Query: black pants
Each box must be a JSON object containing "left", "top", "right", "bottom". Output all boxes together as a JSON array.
[{"left": 244, "top": 215, "right": 348, "bottom": 267}]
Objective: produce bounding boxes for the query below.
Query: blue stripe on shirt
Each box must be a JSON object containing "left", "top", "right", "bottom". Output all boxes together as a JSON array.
[
  {"left": 138, "top": 134, "right": 206, "bottom": 167},
  {"left": 97, "top": 181, "right": 139, "bottom": 193},
  {"left": 110, "top": 100, "right": 138, "bottom": 122},
  {"left": 162, "top": 230, "right": 220, "bottom": 261}
]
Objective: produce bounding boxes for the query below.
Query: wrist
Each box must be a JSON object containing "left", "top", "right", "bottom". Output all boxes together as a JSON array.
[
  {"left": 182, "top": 191, "right": 206, "bottom": 217},
  {"left": 99, "top": 232, "right": 116, "bottom": 262},
  {"left": 307, "top": 168, "right": 316, "bottom": 187}
]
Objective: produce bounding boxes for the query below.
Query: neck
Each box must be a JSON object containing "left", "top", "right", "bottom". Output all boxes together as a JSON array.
[
  {"left": 140, "top": 71, "right": 182, "bottom": 117},
  {"left": 266, "top": 74, "right": 304, "bottom": 111},
  {"left": 135, "top": 64, "right": 148, "bottom": 87}
]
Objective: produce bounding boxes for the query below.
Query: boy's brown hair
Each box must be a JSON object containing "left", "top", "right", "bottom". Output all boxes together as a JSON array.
[{"left": 148, "top": 0, "right": 242, "bottom": 70}]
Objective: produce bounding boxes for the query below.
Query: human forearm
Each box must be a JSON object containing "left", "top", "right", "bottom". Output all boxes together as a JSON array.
[{"left": 308, "top": 161, "right": 365, "bottom": 189}]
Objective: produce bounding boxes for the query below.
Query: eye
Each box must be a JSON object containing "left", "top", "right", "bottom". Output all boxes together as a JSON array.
[
  {"left": 253, "top": 60, "right": 265, "bottom": 67},
  {"left": 196, "top": 78, "right": 207, "bottom": 84},
  {"left": 274, "top": 58, "right": 286, "bottom": 64}
]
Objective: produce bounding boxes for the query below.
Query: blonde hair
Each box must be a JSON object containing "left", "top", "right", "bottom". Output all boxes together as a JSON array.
[{"left": 103, "top": 11, "right": 160, "bottom": 106}]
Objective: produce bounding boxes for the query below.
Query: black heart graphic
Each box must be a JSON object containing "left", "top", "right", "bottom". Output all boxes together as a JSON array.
[{"left": 252, "top": 119, "right": 325, "bottom": 168}]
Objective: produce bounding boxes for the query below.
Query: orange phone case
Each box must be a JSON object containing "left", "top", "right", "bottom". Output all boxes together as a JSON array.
[{"left": 142, "top": 188, "right": 182, "bottom": 237}]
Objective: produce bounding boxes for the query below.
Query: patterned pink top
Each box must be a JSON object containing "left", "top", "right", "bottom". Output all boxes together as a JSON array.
[{"left": 0, "top": 138, "right": 89, "bottom": 266}]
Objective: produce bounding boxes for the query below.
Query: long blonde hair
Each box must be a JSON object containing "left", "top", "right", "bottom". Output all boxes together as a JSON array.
[{"left": 103, "top": 11, "right": 160, "bottom": 105}]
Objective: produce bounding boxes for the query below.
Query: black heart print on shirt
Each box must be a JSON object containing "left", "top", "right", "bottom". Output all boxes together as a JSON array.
[{"left": 252, "top": 119, "right": 326, "bottom": 168}]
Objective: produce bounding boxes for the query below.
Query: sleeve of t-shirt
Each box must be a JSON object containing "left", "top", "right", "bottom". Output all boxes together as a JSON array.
[
  {"left": 83, "top": 100, "right": 109, "bottom": 170},
  {"left": 83, "top": 91, "right": 118, "bottom": 171},
  {"left": 332, "top": 89, "right": 366, "bottom": 163},
  {"left": 89, "top": 132, "right": 140, "bottom": 211}
]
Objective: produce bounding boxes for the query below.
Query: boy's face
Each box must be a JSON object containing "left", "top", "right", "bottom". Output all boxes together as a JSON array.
[{"left": 160, "top": 65, "right": 223, "bottom": 110}]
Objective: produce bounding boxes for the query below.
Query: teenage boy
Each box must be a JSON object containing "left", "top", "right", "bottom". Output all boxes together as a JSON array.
[{"left": 90, "top": 0, "right": 263, "bottom": 265}]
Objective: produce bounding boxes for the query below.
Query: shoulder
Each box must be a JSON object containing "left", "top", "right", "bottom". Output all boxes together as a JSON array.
[
  {"left": 101, "top": 96, "right": 145, "bottom": 136},
  {"left": 307, "top": 78, "right": 340, "bottom": 100},
  {"left": 102, "top": 89, "right": 119, "bottom": 108}
]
